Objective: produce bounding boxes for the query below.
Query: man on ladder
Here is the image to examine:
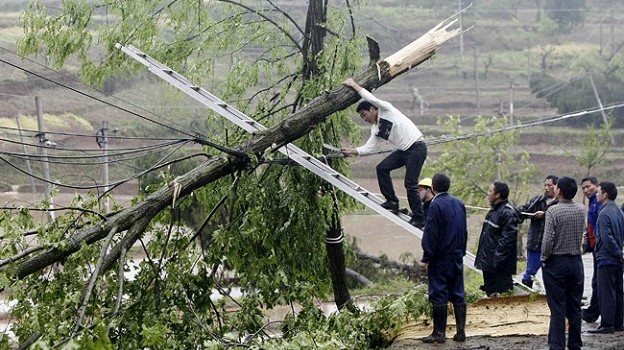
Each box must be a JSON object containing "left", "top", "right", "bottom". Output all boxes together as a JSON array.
[{"left": 341, "top": 78, "right": 427, "bottom": 228}]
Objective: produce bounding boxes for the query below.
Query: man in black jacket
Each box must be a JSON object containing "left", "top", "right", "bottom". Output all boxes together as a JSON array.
[
  {"left": 475, "top": 181, "right": 519, "bottom": 296},
  {"left": 516, "top": 175, "right": 558, "bottom": 288}
]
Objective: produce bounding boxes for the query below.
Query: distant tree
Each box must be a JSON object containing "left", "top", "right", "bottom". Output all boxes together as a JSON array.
[
  {"left": 429, "top": 115, "right": 534, "bottom": 207},
  {"left": 575, "top": 121, "right": 612, "bottom": 176},
  {"left": 529, "top": 54, "right": 624, "bottom": 127},
  {"left": 544, "top": 0, "right": 586, "bottom": 32}
]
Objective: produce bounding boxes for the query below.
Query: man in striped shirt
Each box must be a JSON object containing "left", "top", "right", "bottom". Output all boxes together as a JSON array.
[{"left": 541, "top": 176, "right": 586, "bottom": 350}]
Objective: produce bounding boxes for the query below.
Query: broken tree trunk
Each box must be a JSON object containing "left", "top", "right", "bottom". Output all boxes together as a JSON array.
[{"left": 10, "top": 14, "right": 462, "bottom": 279}]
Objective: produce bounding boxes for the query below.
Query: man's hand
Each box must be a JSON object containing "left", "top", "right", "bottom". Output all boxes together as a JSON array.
[
  {"left": 533, "top": 210, "right": 545, "bottom": 219},
  {"left": 343, "top": 78, "right": 362, "bottom": 92},
  {"left": 418, "top": 261, "right": 428, "bottom": 275},
  {"left": 341, "top": 148, "right": 357, "bottom": 157}
]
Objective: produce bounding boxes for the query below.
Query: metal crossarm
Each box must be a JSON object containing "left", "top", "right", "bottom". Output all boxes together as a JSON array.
[{"left": 116, "top": 43, "right": 481, "bottom": 273}]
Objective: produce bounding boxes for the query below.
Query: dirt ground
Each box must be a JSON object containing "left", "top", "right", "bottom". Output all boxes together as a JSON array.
[{"left": 387, "top": 295, "right": 624, "bottom": 350}]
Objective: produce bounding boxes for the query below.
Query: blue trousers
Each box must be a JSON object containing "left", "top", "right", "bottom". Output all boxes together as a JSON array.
[
  {"left": 427, "top": 255, "right": 465, "bottom": 306},
  {"left": 522, "top": 249, "right": 542, "bottom": 282},
  {"left": 376, "top": 141, "right": 427, "bottom": 220},
  {"left": 543, "top": 255, "right": 584, "bottom": 350},
  {"left": 597, "top": 263, "right": 624, "bottom": 328}
]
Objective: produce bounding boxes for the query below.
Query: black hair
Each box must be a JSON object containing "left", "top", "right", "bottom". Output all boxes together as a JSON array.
[
  {"left": 492, "top": 181, "right": 509, "bottom": 200},
  {"left": 557, "top": 176, "right": 578, "bottom": 200},
  {"left": 581, "top": 176, "right": 598, "bottom": 185},
  {"left": 355, "top": 101, "right": 377, "bottom": 113},
  {"left": 598, "top": 181, "right": 618, "bottom": 201},
  {"left": 432, "top": 172, "right": 451, "bottom": 193},
  {"left": 545, "top": 175, "right": 558, "bottom": 185}
]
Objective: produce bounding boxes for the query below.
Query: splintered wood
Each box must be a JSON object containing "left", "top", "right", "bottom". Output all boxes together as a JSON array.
[{"left": 393, "top": 295, "right": 551, "bottom": 341}]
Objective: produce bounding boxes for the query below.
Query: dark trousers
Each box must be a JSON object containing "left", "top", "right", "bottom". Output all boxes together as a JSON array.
[
  {"left": 543, "top": 255, "right": 584, "bottom": 350},
  {"left": 584, "top": 252, "right": 600, "bottom": 320},
  {"left": 376, "top": 141, "right": 427, "bottom": 220},
  {"left": 427, "top": 255, "right": 466, "bottom": 305},
  {"left": 597, "top": 263, "right": 624, "bottom": 328},
  {"left": 482, "top": 271, "right": 513, "bottom": 296}
]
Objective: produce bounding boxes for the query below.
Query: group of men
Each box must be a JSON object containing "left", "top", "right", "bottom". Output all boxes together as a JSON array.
[{"left": 341, "top": 78, "right": 624, "bottom": 349}]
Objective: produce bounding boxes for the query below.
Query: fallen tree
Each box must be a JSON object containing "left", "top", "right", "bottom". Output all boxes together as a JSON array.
[{"left": 8, "top": 14, "right": 462, "bottom": 280}]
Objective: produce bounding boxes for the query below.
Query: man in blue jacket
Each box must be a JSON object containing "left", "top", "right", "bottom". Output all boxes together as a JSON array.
[
  {"left": 420, "top": 173, "right": 468, "bottom": 343},
  {"left": 588, "top": 181, "right": 624, "bottom": 334}
]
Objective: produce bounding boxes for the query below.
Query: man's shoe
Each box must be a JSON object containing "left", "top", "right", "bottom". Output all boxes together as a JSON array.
[
  {"left": 409, "top": 217, "right": 424, "bottom": 229},
  {"left": 588, "top": 325, "right": 614, "bottom": 334},
  {"left": 582, "top": 311, "right": 598, "bottom": 323},
  {"left": 614, "top": 326, "right": 624, "bottom": 332},
  {"left": 521, "top": 278, "right": 533, "bottom": 289},
  {"left": 380, "top": 200, "right": 399, "bottom": 213}
]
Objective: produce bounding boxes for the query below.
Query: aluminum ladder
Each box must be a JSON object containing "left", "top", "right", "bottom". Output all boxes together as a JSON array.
[{"left": 116, "top": 43, "right": 482, "bottom": 274}]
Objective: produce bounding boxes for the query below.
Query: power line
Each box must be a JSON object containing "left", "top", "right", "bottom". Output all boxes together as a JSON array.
[{"left": 0, "top": 47, "right": 242, "bottom": 156}]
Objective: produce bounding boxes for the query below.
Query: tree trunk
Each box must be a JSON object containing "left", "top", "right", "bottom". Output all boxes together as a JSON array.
[{"left": 10, "top": 15, "right": 462, "bottom": 280}]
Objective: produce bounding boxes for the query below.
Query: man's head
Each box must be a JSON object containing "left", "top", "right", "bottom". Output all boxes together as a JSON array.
[
  {"left": 431, "top": 173, "right": 451, "bottom": 194},
  {"left": 597, "top": 181, "right": 617, "bottom": 204},
  {"left": 581, "top": 176, "right": 598, "bottom": 199},
  {"left": 355, "top": 101, "right": 378, "bottom": 124},
  {"left": 419, "top": 177, "right": 434, "bottom": 202},
  {"left": 487, "top": 181, "right": 509, "bottom": 206},
  {"left": 555, "top": 176, "right": 577, "bottom": 200},
  {"left": 544, "top": 175, "right": 558, "bottom": 199}
]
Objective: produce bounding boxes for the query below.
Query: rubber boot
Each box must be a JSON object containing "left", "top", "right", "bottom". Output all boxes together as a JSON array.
[
  {"left": 452, "top": 303, "right": 467, "bottom": 342},
  {"left": 422, "top": 304, "right": 447, "bottom": 343}
]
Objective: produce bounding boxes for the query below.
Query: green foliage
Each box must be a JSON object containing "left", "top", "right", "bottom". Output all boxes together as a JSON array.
[
  {"left": 544, "top": 0, "right": 586, "bottom": 33},
  {"left": 3, "top": 1, "right": 434, "bottom": 349},
  {"left": 574, "top": 120, "right": 612, "bottom": 176},
  {"left": 429, "top": 115, "right": 534, "bottom": 207}
]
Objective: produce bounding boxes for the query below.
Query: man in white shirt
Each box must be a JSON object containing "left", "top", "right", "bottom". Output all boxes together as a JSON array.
[{"left": 341, "top": 78, "right": 427, "bottom": 228}]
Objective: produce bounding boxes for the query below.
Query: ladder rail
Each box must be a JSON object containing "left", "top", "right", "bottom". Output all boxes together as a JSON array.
[{"left": 116, "top": 43, "right": 480, "bottom": 272}]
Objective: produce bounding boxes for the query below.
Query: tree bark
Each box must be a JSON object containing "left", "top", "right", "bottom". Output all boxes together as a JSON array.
[{"left": 11, "top": 15, "right": 462, "bottom": 280}]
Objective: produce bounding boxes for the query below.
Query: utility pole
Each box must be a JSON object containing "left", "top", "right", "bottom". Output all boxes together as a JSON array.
[
  {"left": 97, "top": 121, "right": 110, "bottom": 214},
  {"left": 36, "top": 96, "right": 55, "bottom": 221},
  {"left": 458, "top": 0, "right": 465, "bottom": 79},
  {"left": 509, "top": 79, "right": 514, "bottom": 125},
  {"left": 473, "top": 45, "right": 480, "bottom": 115},
  {"left": 15, "top": 116, "right": 37, "bottom": 194},
  {"left": 587, "top": 73, "right": 616, "bottom": 146}
]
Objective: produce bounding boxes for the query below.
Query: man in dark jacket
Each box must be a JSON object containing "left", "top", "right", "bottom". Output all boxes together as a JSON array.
[
  {"left": 516, "top": 175, "right": 558, "bottom": 288},
  {"left": 475, "top": 181, "right": 519, "bottom": 296},
  {"left": 420, "top": 173, "right": 467, "bottom": 343},
  {"left": 588, "top": 181, "right": 624, "bottom": 334}
]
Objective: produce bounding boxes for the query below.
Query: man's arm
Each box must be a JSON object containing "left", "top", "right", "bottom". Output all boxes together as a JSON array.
[
  {"left": 493, "top": 211, "right": 518, "bottom": 268},
  {"left": 541, "top": 211, "right": 555, "bottom": 262}
]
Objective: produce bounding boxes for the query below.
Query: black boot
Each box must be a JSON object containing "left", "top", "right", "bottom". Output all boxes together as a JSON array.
[
  {"left": 422, "top": 304, "right": 447, "bottom": 343},
  {"left": 452, "top": 303, "right": 466, "bottom": 342}
]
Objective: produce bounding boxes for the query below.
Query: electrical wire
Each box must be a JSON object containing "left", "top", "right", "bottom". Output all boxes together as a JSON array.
[
  {"left": 426, "top": 101, "right": 624, "bottom": 146},
  {"left": 0, "top": 47, "right": 242, "bottom": 157},
  {"left": 0, "top": 140, "right": 192, "bottom": 190}
]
